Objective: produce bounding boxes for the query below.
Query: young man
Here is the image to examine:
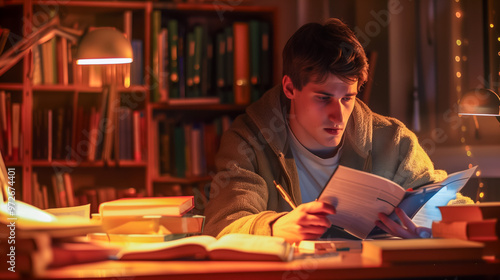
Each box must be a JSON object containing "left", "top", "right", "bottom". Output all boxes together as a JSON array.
[{"left": 204, "top": 18, "right": 447, "bottom": 243}]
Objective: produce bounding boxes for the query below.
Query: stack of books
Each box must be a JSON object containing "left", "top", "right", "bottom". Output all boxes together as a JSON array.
[
  {"left": 432, "top": 202, "right": 500, "bottom": 258},
  {"left": 0, "top": 201, "right": 114, "bottom": 277},
  {"left": 88, "top": 196, "right": 205, "bottom": 244}
]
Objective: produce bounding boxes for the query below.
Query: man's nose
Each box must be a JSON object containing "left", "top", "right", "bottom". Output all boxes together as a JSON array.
[{"left": 327, "top": 100, "right": 343, "bottom": 123}]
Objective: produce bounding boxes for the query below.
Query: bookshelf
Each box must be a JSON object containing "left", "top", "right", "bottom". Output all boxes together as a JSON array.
[{"left": 0, "top": 0, "right": 277, "bottom": 214}]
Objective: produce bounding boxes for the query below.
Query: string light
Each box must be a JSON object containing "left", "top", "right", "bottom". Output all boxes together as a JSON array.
[{"left": 453, "top": 1, "right": 485, "bottom": 203}]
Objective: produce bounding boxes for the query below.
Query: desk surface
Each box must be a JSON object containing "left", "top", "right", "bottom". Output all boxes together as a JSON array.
[{"left": 21, "top": 252, "right": 500, "bottom": 280}]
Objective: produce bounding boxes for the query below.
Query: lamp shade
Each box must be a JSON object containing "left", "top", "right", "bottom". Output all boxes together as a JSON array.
[
  {"left": 458, "top": 88, "right": 500, "bottom": 117},
  {"left": 76, "top": 27, "right": 133, "bottom": 65}
]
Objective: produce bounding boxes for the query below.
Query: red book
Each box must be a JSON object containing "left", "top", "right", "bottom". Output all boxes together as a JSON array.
[
  {"left": 438, "top": 202, "right": 500, "bottom": 223},
  {"left": 233, "top": 22, "right": 250, "bottom": 105},
  {"left": 432, "top": 219, "right": 499, "bottom": 241}
]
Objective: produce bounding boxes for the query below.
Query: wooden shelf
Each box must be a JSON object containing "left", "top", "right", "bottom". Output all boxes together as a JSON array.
[
  {"left": 4, "top": 161, "right": 23, "bottom": 167},
  {"left": 150, "top": 102, "right": 247, "bottom": 112},
  {"left": 33, "top": 0, "right": 149, "bottom": 10},
  {"left": 31, "top": 85, "right": 148, "bottom": 92},
  {"left": 153, "top": 175, "right": 212, "bottom": 184},
  {"left": 0, "top": 83, "right": 23, "bottom": 90},
  {"left": 31, "top": 160, "right": 147, "bottom": 168},
  {"left": 154, "top": 2, "right": 276, "bottom": 13}
]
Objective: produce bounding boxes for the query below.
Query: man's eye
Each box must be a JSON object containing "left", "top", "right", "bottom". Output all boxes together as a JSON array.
[
  {"left": 316, "top": 96, "right": 331, "bottom": 102},
  {"left": 342, "top": 96, "right": 354, "bottom": 102}
]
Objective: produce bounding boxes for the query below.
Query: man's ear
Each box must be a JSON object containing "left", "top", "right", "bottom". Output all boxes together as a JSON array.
[{"left": 282, "top": 75, "right": 296, "bottom": 99}]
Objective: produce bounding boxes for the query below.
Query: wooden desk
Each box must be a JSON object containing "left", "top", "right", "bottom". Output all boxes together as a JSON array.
[{"left": 20, "top": 252, "right": 500, "bottom": 280}]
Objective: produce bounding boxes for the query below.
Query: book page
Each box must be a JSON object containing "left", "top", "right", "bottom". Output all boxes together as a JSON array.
[
  {"left": 45, "top": 204, "right": 91, "bottom": 219},
  {"left": 117, "top": 235, "right": 217, "bottom": 260},
  {"left": 317, "top": 166, "right": 406, "bottom": 239},
  {"left": 207, "top": 233, "right": 293, "bottom": 261}
]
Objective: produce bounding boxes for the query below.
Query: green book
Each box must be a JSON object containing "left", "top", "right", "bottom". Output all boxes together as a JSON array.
[
  {"left": 215, "top": 32, "right": 226, "bottom": 102},
  {"left": 186, "top": 31, "right": 195, "bottom": 97},
  {"left": 168, "top": 19, "right": 179, "bottom": 98},
  {"left": 204, "top": 34, "right": 213, "bottom": 96},
  {"left": 193, "top": 25, "right": 204, "bottom": 97}
]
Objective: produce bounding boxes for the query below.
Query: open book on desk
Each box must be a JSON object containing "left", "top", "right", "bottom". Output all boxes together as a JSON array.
[
  {"left": 116, "top": 233, "right": 293, "bottom": 262},
  {"left": 317, "top": 165, "right": 477, "bottom": 239}
]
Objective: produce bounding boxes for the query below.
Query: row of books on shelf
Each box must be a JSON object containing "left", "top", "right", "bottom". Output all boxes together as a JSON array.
[
  {"left": 0, "top": 90, "right": 21, "bottom": 161},
  {"left": 32, "top": 92, "right": 146, "bottom": 163},
  {"left": 150, "top": 15, "right": 272, "bottom": 105},
  {"left": 31, "top": 171, "right": 143, "bottom": 212},
  {"left": 152, "top": 114, "right": 232, "bottom": 178},
  {"left": 431, "top": 202, "right": 500, "bottom": 258}
]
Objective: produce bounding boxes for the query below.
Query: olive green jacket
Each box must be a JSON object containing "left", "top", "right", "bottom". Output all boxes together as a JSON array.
[{"left": 203, "top": 85, "right": 447, "bottom": 238}]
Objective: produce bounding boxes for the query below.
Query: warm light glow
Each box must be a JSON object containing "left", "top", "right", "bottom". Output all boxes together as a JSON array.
[
  {"left": 455, "top": 56, "right": 460, "bottom": 62},
  {"left": 456, "top": 72, "right": 462, "bottom": 78},
  {"left": 465, "top": 145, "right": 470, "bottom": 151},
  {"left": 462, "top": 56, "right": 468, "bottom": 61},
  {"left": 498, "top": 37, "right": 500, "bottom": 42},
  {"left": 479, "top": 182, "right": 484, "bottom": 188},
  {"left": 456, "top": 11, "right": 462, "bottom": 18},
  {"left": 76, "top": 58, "right": 133, "bottom": 65},
  {"left": 456, "top": 39, "right": 462, "bottom": 46},
  {"left": 479, "top": 192, "right": 484, "bottom": 198},
  {"left": 0, "top": 201, "right": 57, "bottom": 223},
  {"left": 461, "top": 126, "right": 467, "bottom": 132},
  {"left": 124, "top": 75, "right": 131, "bottom": 88},
  {"left": 459, "top": 112, "right": 500, "bottom": 117},
  {"left": 490, "top": 23, "right": 495, "bottom": 28},
  {"left": 468, "top": 163, "right": 473, "bottom": 169},
  {"left": 460, "top": 137, "right": 465, "bottom": 143},
  {"left": 466, "top": 151, "right": 471, "bottom": 157},
  {"left": 476, "top": 170, "right": 481, "bottom": 177},
  {"left": 457, "top": 85, "right": 461, "bottom": 92}
]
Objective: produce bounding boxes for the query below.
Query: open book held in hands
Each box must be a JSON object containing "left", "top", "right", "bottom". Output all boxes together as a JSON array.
[
  {"left": 117, "top": 233, "right": 293, "bottom": 261},
  {"left": 317, "top": 165, "right": 477, "bottom": 239}
]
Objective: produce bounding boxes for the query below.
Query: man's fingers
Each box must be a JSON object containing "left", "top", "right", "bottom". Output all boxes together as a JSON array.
[
  {"left": 395, "top": 207, "right": 416, "bottom": 233},
  {"left": 302, "top": 201, "right": 336, "bottom": 215},
  {"left": 299, "top": 214, "right": 332, "bottom": 228},
  {"left": 375, "top": 220, "right": 394, "bottom": 236},
  {"left": 378, "top": 213, "right": 417, "bottom": 239}
]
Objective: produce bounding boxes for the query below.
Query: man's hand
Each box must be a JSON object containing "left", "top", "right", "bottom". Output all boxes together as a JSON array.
[
  {"left": 272, "top": 201, "right": 335, "bottom": 243},
  {"left": 376, "top": 207, "right": 432, "bottom": 239}
]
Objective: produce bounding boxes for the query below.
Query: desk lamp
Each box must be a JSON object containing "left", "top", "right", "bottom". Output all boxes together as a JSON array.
[
  {"left": 458, "top": 88, "right": 500, "bottom": 123},
  {"left": 75, "top": 27, "right": 133, "bottom": 65},
  {"left": 75, "top": 28, "right": 133, "bottom": 162}
]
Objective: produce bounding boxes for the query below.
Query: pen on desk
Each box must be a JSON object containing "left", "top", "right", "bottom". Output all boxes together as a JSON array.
[{"left": 273, "top": 180, "right": 297, "bottom": 209}]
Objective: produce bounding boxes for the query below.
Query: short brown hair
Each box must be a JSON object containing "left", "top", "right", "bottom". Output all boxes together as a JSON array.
[{"left": 282, "top": 18, "right": 368, "bottom": 91}]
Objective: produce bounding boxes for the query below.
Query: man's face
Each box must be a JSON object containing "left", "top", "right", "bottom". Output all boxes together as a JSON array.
[{"left": 283, "top": 74, "right": 358, "bottom": 157}]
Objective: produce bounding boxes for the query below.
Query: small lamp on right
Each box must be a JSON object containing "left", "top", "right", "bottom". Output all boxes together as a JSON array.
[{"left": 458, "top": 88, "right": 500, "bottom": 123}]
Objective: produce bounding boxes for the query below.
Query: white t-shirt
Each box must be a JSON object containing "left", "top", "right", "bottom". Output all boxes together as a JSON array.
[{"left": 287, "top": 124, "right": 342, "bottom": 203}]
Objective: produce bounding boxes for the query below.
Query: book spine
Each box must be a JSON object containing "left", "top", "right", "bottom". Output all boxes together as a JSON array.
[
  {"left": 233, "top": 22, "right": 250, "bottom": 105},
  {"left": 150, "top": 10, "right": 161, "bottom": 102},
  {"left": 168, "top": 19, "right": 179, "bottom": 99}
]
